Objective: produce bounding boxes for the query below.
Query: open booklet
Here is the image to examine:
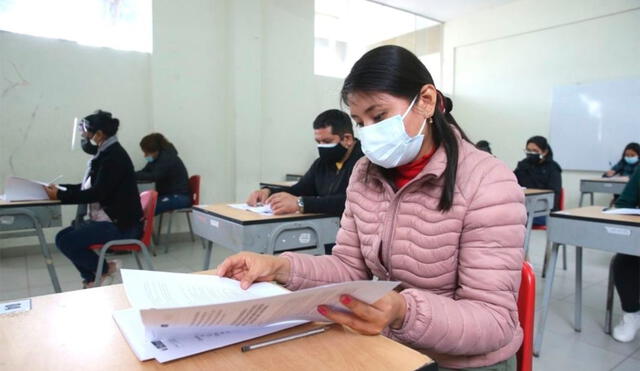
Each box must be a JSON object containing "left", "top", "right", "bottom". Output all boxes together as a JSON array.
[
  {"left": 603, "top": 208, "right": 640, "bottom": 216},
  {"left": 228, "top": 203, "right": 274, "bottom": 216},
  {"left": 0, "top": 176, "right": 67, "bottom": 201},
  {"left": 113, "top": 270, "right": 399, "bottom": 363}
]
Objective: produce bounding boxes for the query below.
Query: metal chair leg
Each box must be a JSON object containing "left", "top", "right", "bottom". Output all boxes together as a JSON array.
[
  {"left": 155, "top": 213, "right": 164, "bottom": 245},
  {"left": 94, "top": 243, "right": 112, "bottom": 288},
  {"left": 542, "top": 238, "right": 551, "bottom": 278},
  {"left": 134, "top": 251, "right": 143, "bottom": 269},
  {"left": 605, "top": 256, "right": 616, "bottom": 334},
  {"left": 186, "top": 211, "right": 195, "bottom": 242},
  {"left": 165, "top": 212, "right": 174, "bottom": 254}
]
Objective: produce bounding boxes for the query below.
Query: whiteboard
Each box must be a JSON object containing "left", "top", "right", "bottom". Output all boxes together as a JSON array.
[{"left": 549, "top": 78, "right": 640, "bottom": 171}]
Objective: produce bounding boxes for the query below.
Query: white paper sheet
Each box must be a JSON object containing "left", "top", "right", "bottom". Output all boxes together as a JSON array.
[
  {"left": 228, "top": 203, "right": 274, "bottom": 216},
  {"left": 1, "top": 176, "right": 67, "bottom": 201},
  {"left": 603, "top": 208, "right": 640, "bottom": 215},
  {"left": 116, "top": 270, "right": 398, "bottom": 363},
  {"left": 113, "top": 308, "right": 305, "bottom": 363},
  {"left": 121, "top": 269, "right": 290, "bottom": 309},
  {"left": 135, "top": 280, "right": 399, "bottom": 338}
]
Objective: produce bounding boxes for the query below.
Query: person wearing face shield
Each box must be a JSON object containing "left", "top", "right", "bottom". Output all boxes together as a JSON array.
[
  {"left": 246, "top": 109, "right": 364, "bottom": 222},
  {"left": 44, "top": 110, "right": 143, "bottom": 288},
  {"left": 218, "top": 46, "right": 526, "bottom": 370},
  {"left": 514, "top": 135, "right": 563, "bottom": 226}
]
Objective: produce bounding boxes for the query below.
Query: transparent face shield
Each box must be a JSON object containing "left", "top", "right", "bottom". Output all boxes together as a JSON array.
[{"left": 71, "top": 118, "right": 97, "bottom": 154}]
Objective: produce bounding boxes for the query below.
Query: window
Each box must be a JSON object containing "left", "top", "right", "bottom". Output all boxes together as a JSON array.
[
  {"left": 315, "top": 0, "right": 441, "bottom": 80},
  {"left": 0, "top": 0, "right": 152, "bottom": 53}
]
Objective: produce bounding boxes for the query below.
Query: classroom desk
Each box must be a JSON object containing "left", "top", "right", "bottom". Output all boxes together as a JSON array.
[
  {"left": 192, "top": 204, "right": 340, "bottom": 270},
  {"left": 533, "top": 206, "right": 640, "bottom": 356},
  {"left": 259, "top": 180, "right": 298, "bottom": 192},
  {"left": 0, "top": 199, "right": 62, "bottom": 293},
  {"left": 523, "top": 189, "right": 555, "bottom": 255},
  {"left": 0, "top": 273, "right": 436, "bottom": 371},
  {"left": 579, "top": 177, "right": 629, "bottom": 206}
]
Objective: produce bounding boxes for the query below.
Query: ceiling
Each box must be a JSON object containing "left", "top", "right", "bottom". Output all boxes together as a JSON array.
[{"left": 369, "top": 0, "right": 519, "bottom": 22}]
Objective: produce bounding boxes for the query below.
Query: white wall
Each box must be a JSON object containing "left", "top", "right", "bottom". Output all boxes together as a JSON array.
[
  {"left": 442, "top": 0, "right": 640, "bottom": 208},
  {"left": 1, "top": 0, "right": 345, "bottom": 247},
  {"left": 0, "top": 31, "right": 152, "bottom": 247}
]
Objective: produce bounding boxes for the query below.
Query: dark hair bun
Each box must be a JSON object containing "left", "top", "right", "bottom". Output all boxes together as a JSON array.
[{"left": 84, "top": 109, "right": 119, "bottom": 136}]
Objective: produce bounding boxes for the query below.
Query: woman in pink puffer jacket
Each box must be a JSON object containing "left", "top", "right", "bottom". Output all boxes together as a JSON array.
[{"left": 218, "top": 45, "right": 526, "bottom": 370}]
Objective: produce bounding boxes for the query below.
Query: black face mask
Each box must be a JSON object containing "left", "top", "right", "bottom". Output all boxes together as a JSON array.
[
  {"left": 81, "top": 137, "right": 98, "bottom": 155},
  {"left": 318, "top": 143, "right": 348, "bottom": 164},
  {"left": 526, "top": 153, "right": 541, "bottom": 163}
]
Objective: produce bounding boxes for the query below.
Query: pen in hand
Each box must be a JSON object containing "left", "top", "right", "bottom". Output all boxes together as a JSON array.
[{"left": 241, "top": 326, "right": 329, "bottom": 352}]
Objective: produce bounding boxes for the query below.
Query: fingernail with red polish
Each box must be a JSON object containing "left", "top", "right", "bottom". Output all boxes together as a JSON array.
[
  {"left": 340, "top": 295, "right": 351, "bottom": 305},
  {"left": 317, "top": 305, "right": 328, "bottom": 316}
]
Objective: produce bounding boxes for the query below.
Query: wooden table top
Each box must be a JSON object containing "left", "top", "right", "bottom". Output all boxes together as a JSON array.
[
  {"left": 193, "top": 204, "right": 333, "bottom": 225},
  {"left": 523, "top": 188, "right": 554, "bottom": 195},
  {"left": 0, "top": 199, "right": 61, "bottom": 208},
  {"left": 260, "top": 181, "right": 297, "bottom": 188},
  {"left": 0, "top": 272, "right": 433, "bottom": 371},
  {"left": 551, "top": 206, "right": 640, "bottom": 226},
  {"left": 581, "top": 177, "right": 629, "bottom": 183}
]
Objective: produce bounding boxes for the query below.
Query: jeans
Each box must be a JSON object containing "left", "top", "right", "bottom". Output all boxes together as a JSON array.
[
  {"left": 56, "top": 221, "right": 142, "bottom": 282},
  {"left": 155, "top": 193, "right": 192, "bottom": 215},
  {"left": 532, "top": 216, "right": 546, "bottom": 226},
  {"left": 613, "top": 253, "right": 640, "bottom": 312}
]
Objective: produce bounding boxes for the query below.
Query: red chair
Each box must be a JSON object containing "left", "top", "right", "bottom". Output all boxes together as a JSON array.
[
  {"left": 538, "top": 189, "right": 567, "bottom": 275},
  {"left": 517, "top": 261, "right": 536, "bottom": 371},
  {"left": 156, "top": 175, "right": 201, "bottom": 253},
  {"left": 90, "top": 190, "right": 157, "bottom": 287}
]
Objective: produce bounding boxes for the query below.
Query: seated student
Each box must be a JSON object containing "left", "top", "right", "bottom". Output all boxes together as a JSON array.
[
  {"left": 219, "top": 45, "right": 525, "bottom": 371},
  {"left": 604, "top": 142, "right": 640, "bottom": 177},
  {"left": 514, "top": 136, "right": 562, "bottom": 225},
  {"left": 476, "top": 140, "right": 492, "bottom": 154},
  {"left": 135, "top": 133, "right": 190, "bottom": 215},
  {"left": 246, "top": 109, "right": 364, "bottom": 218},
  {"left": 44, "top": 110, "right": 143, "bottom": 288},
  {"left": 611, "top": 167, "right": 640, "bottom": 342}
]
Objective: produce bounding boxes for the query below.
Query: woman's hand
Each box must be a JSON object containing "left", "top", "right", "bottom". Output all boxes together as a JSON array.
[
  {"left": 44, "top": 185, "right": 59, "bottom": 200},
  {"left": 317, "top": 291, "right": 407, "bottom": 335},
  {"left": 604, "top": 170, "right": 616, "bottom": 177},
  {"left": 216, "top": 252, "right": 291, "bottom": 289}
]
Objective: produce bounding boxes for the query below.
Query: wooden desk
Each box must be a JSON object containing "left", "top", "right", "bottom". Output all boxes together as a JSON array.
[
  {"left": 0, "top": 199, "right": 62, "bottom": 292},
  {"left": 192, "top": 204, "right": 339, "bottom": 270},
  {"left": 579, "top": 177, "right": 629, "bottom": 206},
  {"left": 523, "top": 189, "right": 555, "bottom": 255},
  {"left": 259, "top": 180, "right": 297, "bottom": 190},
  {"left": 533, "top": 206, "right": 640, "bottom": 356},
  {"left": 0, "top": 274, "right": 435, "bottom": 371}
]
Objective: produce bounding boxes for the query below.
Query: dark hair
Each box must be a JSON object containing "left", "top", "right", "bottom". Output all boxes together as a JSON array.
[
  {"left": 526, "top": 136, "right": 553, "bottom": 160},
  {"left": 621, "top": 142, "right": 640, "bottom": 159},
  {"left": 84, "top": 110, "right": 119, "bottom": 136},
  {"left": 340, "top": 45, "right": 469, "bottom": 211},
  {"left": 476, "top": 140, "right": 492, "bottom": 154},
  {"left": 140, "top": 133, "right": 174, "bottom": 153},
  {"left": 312, "top": 109, "right": 354, "bottom": 137}
]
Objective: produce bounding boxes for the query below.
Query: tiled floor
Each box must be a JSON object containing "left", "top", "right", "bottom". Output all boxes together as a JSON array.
[{"left": 1, "top": 230, "right": 639, "bottom": 370}]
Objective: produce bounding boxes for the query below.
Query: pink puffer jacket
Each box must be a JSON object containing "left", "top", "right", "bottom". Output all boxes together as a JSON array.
[{"left": 282, "top": 134, "right": 526, "bottom": 369}]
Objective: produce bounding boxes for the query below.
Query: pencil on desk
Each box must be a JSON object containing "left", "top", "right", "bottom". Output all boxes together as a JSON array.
[{"left": 241, "top": 326, "right": 329, "bottom": 352}]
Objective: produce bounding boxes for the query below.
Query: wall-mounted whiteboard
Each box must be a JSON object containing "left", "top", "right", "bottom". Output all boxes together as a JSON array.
[{"left": 549, "top": 78, "right": 640, "bottom": 171}]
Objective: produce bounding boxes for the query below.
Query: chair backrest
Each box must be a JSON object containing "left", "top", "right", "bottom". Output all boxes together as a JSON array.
[
  {"left": 139, "top": 190, "right": 158, "bottom": 246},
  {"left": 188, "top": 175, "right": 201, "bottom": 206},
  {"left": 559, "top": 188, "right": 565, "bottom": 210},
  {"left": 516, "top": 261, "right": 536, "bottom": 371}
]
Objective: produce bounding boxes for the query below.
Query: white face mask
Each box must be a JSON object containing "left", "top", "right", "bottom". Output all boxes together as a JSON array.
[{"left": 358, "top": 96, "right": 427, "bottom": 168}]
